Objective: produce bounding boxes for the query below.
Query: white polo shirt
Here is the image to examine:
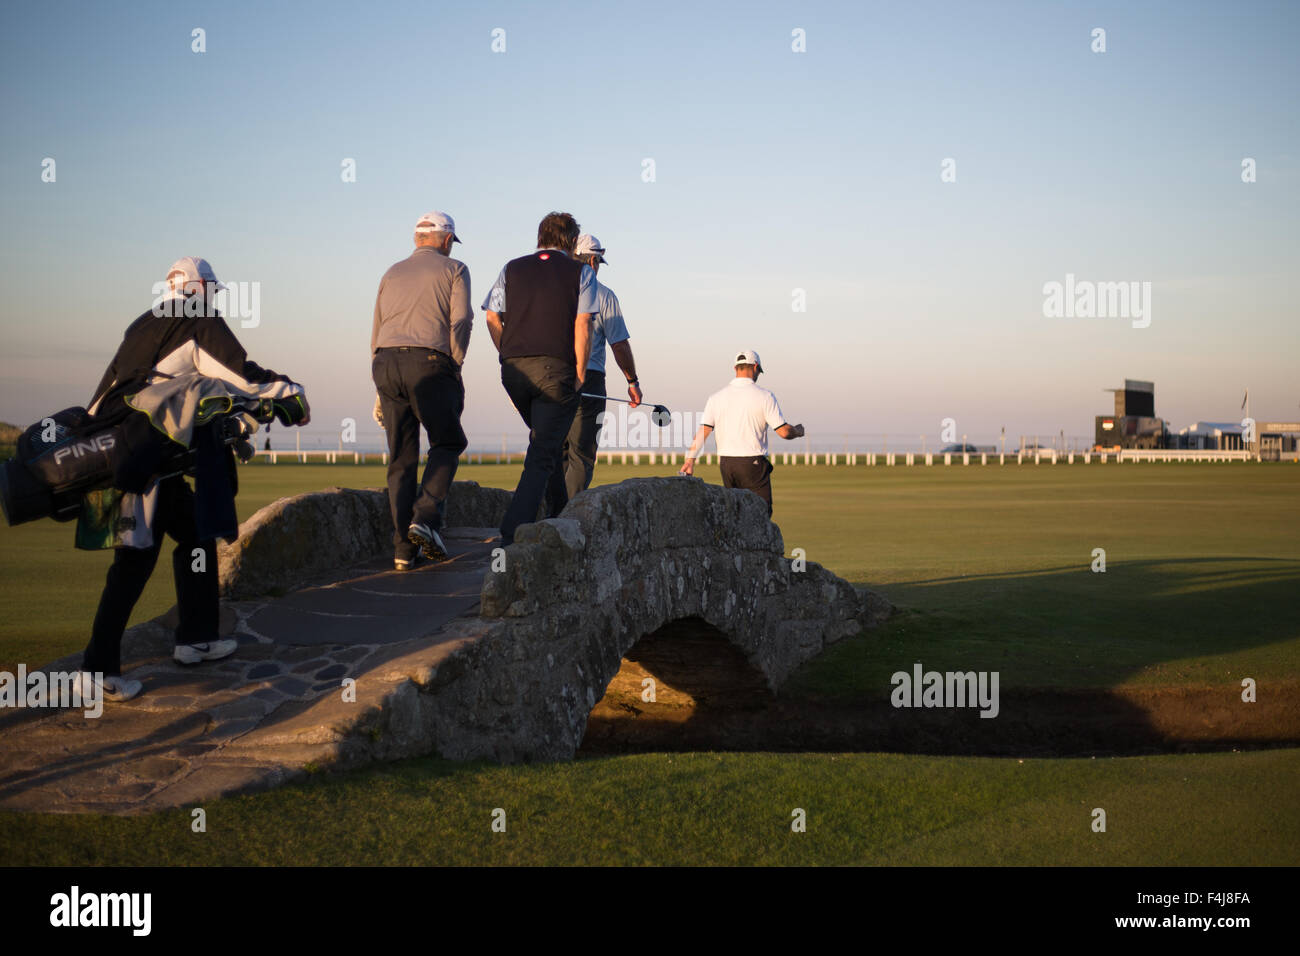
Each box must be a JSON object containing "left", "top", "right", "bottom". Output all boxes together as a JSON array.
[{"left": 699, "top": 378, "right": 788, "bottom": 457}]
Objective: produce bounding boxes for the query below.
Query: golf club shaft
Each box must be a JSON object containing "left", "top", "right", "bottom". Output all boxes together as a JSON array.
[
  {"left": 581, "top": 392, "right": 639, "bottom": 405},
  {"left": 580, "top": 393, "right": 672, "bottom": 427}
]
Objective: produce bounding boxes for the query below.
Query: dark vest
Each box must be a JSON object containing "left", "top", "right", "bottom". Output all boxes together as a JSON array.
[{"left": 500, "top": 251, "right": 584, "bottom": 361}]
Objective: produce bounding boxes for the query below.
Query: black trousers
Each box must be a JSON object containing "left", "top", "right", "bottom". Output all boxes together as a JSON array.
[
  {"left": 373, "top": 347, "right": 467, "bottom": 554},
  {"left": 83, "top": 475, "right": 219, "bottom": 676},
  {"left": 719, "top": 454, "right": 774, "bottom": 516},
  {"left": 500, "top": 355, "right": 578, "bottom": 545},
  {"left": 552, "top": 369, "right": 605, "bottom": 515}
]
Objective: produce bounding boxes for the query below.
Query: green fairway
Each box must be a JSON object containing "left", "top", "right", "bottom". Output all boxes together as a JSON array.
[
  {"left": 4, "top": 460, "right": 1296, "bottom": 693},
  {"left": 1, "top": 460, "right": 1296, "bottom": 865},
  {"left": 776, "top": 462, "right": 1300, "bottom": 696},
  {"left": 1, "top": 747, "right": 1295, "bottom": 866}
]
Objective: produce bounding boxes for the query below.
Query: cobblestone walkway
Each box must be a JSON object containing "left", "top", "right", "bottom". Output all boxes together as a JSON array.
[{"left": 0, "top": 528, "right": 498, "bottom": 814}]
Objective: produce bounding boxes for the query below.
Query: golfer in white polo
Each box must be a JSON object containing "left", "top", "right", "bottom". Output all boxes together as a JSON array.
[{"left": 679, "top": 349, "right": 805, "bottom": 515}]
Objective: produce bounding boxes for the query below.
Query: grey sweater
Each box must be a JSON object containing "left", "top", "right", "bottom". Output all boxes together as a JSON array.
[{"left": 371, "top": 246, "right": 473, "bottom": 364}]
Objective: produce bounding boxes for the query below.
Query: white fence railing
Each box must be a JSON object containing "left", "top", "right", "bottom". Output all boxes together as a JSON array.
[
  {"left": 1118, "top": 449, "right": 1250, "bottom": 462},
  {"left": 247, "top": 448, "right": 1265, "bottom": 466},
  {"left": 256, "top": 449, "right": 369, "bottom": 464},
  {"left": 578, "top": 450, "right": 1262, "bottom": 466}
]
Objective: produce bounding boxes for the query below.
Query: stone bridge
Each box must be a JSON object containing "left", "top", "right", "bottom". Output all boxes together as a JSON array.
[{"left": 0, "top": 477, "right": 889, "bottom": 813}]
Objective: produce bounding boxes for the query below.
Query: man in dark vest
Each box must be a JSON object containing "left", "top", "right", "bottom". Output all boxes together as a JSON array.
[{"left": 482, "top": 212, "right": 598, "bottom": 544}]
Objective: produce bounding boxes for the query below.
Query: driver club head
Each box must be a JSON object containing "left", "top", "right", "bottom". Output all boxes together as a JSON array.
[{"left": 580, "top": 392, "right": 673, "bottom": 427}]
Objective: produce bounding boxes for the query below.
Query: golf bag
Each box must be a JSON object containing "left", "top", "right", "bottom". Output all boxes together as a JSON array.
[{"left": 0, "top": 396, "right": 300, "bottom": 528}]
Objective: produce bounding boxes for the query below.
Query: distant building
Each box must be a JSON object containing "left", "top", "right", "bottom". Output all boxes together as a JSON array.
[
  {"left": 1259, "top": 422, "right": 1300, "bottom": 461},
  {"left": 1149, "top": 419, "right": 1296, "bottom": 460},
  {"left": 1169, "top": 422, "right": 1246, "bottom": 451},
  {"left": 1091, "top": 377, "right": 1297, "bottom": 459},
  {"left": 1165, "top": 421, "right": 1298, "bottom": 459},
  {"left": 1095, "top": 378, "right": 1165, "bottom": 450}
]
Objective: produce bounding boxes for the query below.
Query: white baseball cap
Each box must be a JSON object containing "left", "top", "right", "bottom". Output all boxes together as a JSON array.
[
  {"left": 574, "top": 233, "right": 607, "bottom": 263},
  {"left": 415, "top": 210, "right": 460, "bottom": 242},
  {"left": 734, "top": 348, "right": 763, "bottom": 371},
  {"left": 166, "top": 256, "right": 226, "bottom": 290}
]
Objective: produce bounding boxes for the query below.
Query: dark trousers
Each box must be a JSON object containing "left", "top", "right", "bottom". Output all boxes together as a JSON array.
[
  {"left": 373, "top": 347, "right": 467, "bottom": 554},
  {"left": 500, "top": 355, "right": 578, "bottom": 545},
  {"left": 83, "top": 476, "right": 218, "bottom": 675},
  {"left": 551, "top": 369, "right": 605, "bottom": 515},
  {"left": 719, "top": 455, "right": 774, "bottom": 516}
]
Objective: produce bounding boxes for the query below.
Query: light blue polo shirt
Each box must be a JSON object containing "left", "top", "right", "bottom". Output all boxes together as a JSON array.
[{"left": 587, "top": 281, "right": 630, "bottom": 374}]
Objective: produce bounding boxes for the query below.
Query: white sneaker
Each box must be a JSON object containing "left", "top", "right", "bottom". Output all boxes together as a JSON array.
[
  {"left": 173, "top": 638, "right": 239, "bottom": 665},
  {"left": 77, "top": 670, "right": 143, "bottom": 703},
  {"left": 408, "top": 523, "right": 448, "bottom": 561}
]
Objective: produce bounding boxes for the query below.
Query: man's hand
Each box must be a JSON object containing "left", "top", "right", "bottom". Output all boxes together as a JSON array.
[
  {"left": 611, "top": 341, "right": 640, "bottom": 406},
  {"left": 372, "top": 394, "right": 384, "bottom": 428},
  {"left": 776, "top": 423, "right": 805, "bottom": 440},
  {"left": 681, "top": 425, "right": 712, "bottom": 470}
]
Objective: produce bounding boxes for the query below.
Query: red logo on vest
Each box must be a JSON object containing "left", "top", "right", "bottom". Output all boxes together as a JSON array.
[{"left": 538, "top": 253, "right": 550, "bottom": 260}]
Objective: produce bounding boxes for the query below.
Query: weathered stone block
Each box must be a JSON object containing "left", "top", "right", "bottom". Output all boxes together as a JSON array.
[{"left": 218, "top": 481, "right": 513, "bottom": 599}]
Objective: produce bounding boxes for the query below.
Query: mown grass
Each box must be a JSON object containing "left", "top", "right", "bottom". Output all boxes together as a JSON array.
[
  {"left": 2, "top": 748, "right": 1295, "bottom": 866},
  {"left": 3, "top": 461, "right": 1296, "bottom": 693},
  {"left": 0, "top": 460, "right": 1295, "bottom": 865}
]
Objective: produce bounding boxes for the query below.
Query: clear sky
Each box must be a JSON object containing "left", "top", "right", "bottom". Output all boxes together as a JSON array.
[{"left": 2, "top": 0, "right": 1297, "bottom": 452}]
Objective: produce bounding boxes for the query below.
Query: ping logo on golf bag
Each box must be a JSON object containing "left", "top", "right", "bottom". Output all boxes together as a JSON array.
[{"left": 52, "top": 433, "right": 116, "bottom": 465}]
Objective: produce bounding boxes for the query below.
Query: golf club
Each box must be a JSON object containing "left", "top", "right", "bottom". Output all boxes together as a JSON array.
[{"left": 581, "top": 392, "right": 673, "bottom": 428}]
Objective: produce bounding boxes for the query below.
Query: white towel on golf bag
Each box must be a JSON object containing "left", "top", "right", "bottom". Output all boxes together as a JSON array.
[
  {"left": 109, "top": 370, "right": 294, "bottom": 548},
  {"left": 124, "top": 369, "right": 296, "bottom": 449}
]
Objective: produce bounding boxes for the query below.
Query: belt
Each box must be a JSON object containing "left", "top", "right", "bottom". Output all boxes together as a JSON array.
[{"left": 378, "top": 346, "right": 450, "bottom": 358}]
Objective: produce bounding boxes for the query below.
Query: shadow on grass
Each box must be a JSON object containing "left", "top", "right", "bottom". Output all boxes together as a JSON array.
[
  {"left": 3, "top": 556, "right": 1294, "bottom": 811},
  {"left": 821, "top": 555, "right": 1300, "bottom": 692},
  {"left": 580, "top": 555, "right": 1300, "bottom": 758}
]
